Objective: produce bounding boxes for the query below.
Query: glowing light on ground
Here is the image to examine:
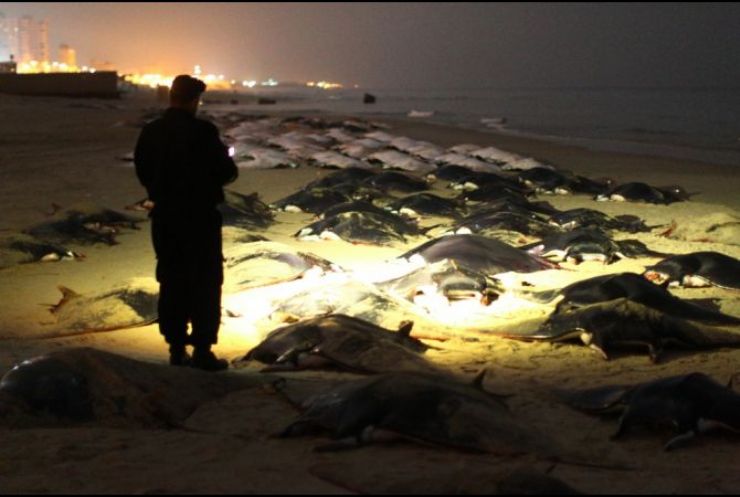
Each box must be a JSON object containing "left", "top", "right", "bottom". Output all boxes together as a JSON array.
[
  {"left": 221, "top": 271, "right": 351, "bottom": 342},
  {"left": 409, "top": 290, "right": 547, "bottom": 326}
]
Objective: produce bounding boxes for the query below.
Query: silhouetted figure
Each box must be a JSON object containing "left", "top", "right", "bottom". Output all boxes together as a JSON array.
[
  {"left": 134, "top": 75, "right": 238, "bottom": 371},
  {"left": 363, "top": 93, "right": 376, "bottom": 104}
]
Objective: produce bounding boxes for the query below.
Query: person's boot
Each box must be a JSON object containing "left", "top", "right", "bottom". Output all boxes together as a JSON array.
[
  {"left": 169, "top": 344, "right": 191, "bottom": 367},
  {"left": 191, "top": 346, "right": 228, "bottom": 372}
]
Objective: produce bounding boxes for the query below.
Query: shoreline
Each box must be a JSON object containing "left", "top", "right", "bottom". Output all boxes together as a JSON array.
[
  {"left": 197, "top": 85, "right": 740, "bottom": 168},
  {"left": 374, "top": 116, "right": 740, "bottom": 209},
  {"left": 194, "top": 90, "right": 740, "bottom": 207}
]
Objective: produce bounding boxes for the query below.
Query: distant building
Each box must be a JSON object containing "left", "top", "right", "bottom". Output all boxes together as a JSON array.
[
  {"left": 17, "top": 16, "right": 32, "bottom": 62},
  {"left": 0, "top": 13, "right": 49, "bottom": 63},
  {"left": 0, "top": 54, "right": 16, "bottom": 73},
  {"left": 58, "top": 43, "right": 76, "bottom": 67},
  {"left": 36, "top": 18, "right": 49, "bottom": 62},
  {"left": 0, "top": 13, "right": 19, "bottom": 61}
]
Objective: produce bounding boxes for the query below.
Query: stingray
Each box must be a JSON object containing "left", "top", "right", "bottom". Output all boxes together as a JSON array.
[
  {"left": 363, "top": 130, "right": 395, "bottom": 143},
  {"left": 325, "top": 182, "right": 392, "bottom": 203},
  {"left": 0, "top": 235, "right": 84, "bottom": 269},
  {"left": 337, "top": 143, "right": 384, "bottom": 159},
  {"left": 448, "top": 143, "right": 483, "bottom": 155},
  {"left": 26, "top": 206, "right": 145, "bottom": 246},
  {"left": 644, "top": 251, "right": 740, "bottom": 290},
  {"left": 362, "top": 171, "right": 431, "bottom": 193},
  {"left": 528, "top": 272, "right": 740, "bottom": 326},
  {"left": 557, "top": 372, "right": 740, "bottom": 450},
  {"left": 448, "top": 171, "right": 526, "bottom": 193},
  {"left": 233, "top": 145, "right": 299, "bottom": 169},
  {"left": 233, "top": 233, "right": 270, "bottom": 243},
  {"left": 596, "top": 182, "right": 691, "bottom": 204},
  {"left": 295, "top": 210, "right": 421, "bottom": 244},
  {"left": 465, "top": 204, "right": 555, "bottom": 224},
  {"left": 342, "top": 119, "right": 375, "bottom": 133},
  {"left": 429, "top": 164, "right": 484, "bottom": 183},
  {"left": 367, "top": 150, "right": 436, "bottom": 174},
  {"left": 219, "top": 190, "right": 275, "bottom": 229},
  {"left": 267, "top": 134, "right": 324, "bottom": 154},
  {"left": 453, "top": 211, "right": 561, "bottom": 243},
  {"left": 62, "top": 206, "right": 143, "bottom": 229},
  {"left": 502, "top": 157, "right": 555, "bottom": 171},
  {"left": 271, "top": 188, "right": 350, "bottom": 214},
  {"left": 0, "top": 347, "right": 261, "bottom": 428},
  {"left": 503, "top": 298, "right": 740, "bottom": 362},
  {"left": 124, "top": 198, "right": 155, "bottom": 213},
  {"left": 548, "top": 208, "right": 652, "bottom": 233},
  {"left": 43, "top": 280, "right": 159, "bottom": 336},
  {"left": 310, "top": 151, "right": 371, "bottom": 170},
  {"left": 407, "top": 143, "right": 446, "bottom": 162},
  {"left": 568, "top": 175, "right": 615, "bottom": 195},
  {"left": 240, "top": 314, "right": 436, "bottom": 374},
  {"left": 517, "top": 167, "right": 574, "bottom": 195},
  {"left": 262, "top": 275, "right": 423, "bottom": 331},
  {"left": 223, "top": 241, "right": 340, "bottom": 291},
  {"left": 523, "top": 229, "right": 667, "bottom": 264},
  {"left": 317, "top": 200, "right": 396, "bottom": 220},
  {"left": 336, "top": 138, "right": 385, "bottom": 158},
  {"left": 277, "top": 371, "right": 564, "bottom": 457},
  {"left": 388, "top": 136, "right": 422, "bottom": 153},
  {"left": 386, "top": 193, "right": 466, "bottom": 219},
  {"left": 304, "top": 167, "right": 378, "bottom": 190},
  {"left": 469, "top": 197, "right": 561, "bottom": 217},
  {"left": 433, "top": 153, "right": 500, "bottom": 173},
  {"left": 380, "top": 259, "right": 505, "bottom": 305},
  {"left": 470, "top": 146, "right": 523, "bottom": 165},
  {"left": 398, "top": 234, "right": 557, "bottom": 276},
  {"left": 461, "top": 184, "right": 533, "bottom": 204},
  {"left": 302, "top": 133, "right": 336, "bottom": 147},
  {"left": 289, "top": 116, "right": 336, "bottom": 130},
  {"left": 326, "top": 128, "right": 357, "bottom": 144}
]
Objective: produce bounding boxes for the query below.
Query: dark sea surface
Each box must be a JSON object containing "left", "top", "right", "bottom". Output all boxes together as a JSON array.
[{"left": 222, "top": 86, "right": 740, "bottom": 166}]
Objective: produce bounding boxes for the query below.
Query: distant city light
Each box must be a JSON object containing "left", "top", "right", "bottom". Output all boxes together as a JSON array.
[
  {"left": 307, "top": 80, "right": 343, "bottom": 90},
  {"left": 260, "top": 78, "right": 278, "bottom": 86},
  {"left": 15, "top": 59, "right": 96, "bottom": 74},
  {"left": 122, "top": 66, "right": 235, "bottom": 90},
  {"left": 123, "top": 73, "right": 175, "bottom": 89}
]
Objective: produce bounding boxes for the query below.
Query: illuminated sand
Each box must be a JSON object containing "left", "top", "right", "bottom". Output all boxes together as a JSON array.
[{"left": 0, "top": 93, "right": 738, "bottom": 493}]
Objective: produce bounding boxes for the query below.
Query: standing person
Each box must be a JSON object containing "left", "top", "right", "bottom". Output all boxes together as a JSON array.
[{"left": 134, "top": 75, "right": 238, "bottom": 371}]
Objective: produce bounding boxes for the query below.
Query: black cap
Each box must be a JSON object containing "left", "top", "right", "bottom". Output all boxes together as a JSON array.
[{"left": 170, "top": 75, "right": 207, "bottom": 103}]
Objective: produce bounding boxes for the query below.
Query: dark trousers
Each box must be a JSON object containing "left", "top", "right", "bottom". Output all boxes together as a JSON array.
[{"left": 151, "top": 209, "right": 224, "bottom": 348}]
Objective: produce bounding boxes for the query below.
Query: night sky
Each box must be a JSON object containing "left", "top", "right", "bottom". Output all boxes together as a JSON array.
[{"left": 2, "top": 2, "right": 739, "bottom": 88}]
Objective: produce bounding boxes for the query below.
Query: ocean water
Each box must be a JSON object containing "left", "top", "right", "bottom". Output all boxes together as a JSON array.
[{"left": 226, "top": 86, "right": 740, "bottom": 166}]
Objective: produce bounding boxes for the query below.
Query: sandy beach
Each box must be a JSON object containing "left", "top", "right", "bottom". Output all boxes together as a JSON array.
[{"left": 0, "top": 90, "right": 738, "bottom": 494}]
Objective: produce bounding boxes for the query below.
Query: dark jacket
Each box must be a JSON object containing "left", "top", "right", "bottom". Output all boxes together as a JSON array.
[{"left": 134, "top": 107, "right": 238, "bottom": 216}]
